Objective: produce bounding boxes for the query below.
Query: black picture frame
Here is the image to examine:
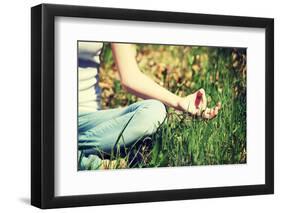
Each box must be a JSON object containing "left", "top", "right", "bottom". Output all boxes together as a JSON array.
[{"left": 31, "top": 3, "right": 274, "bottom": 209}]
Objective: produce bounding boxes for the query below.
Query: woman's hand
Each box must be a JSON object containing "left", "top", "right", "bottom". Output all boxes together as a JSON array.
[{"left": 177, "top": 88, "right": 221, "bottom": 119}]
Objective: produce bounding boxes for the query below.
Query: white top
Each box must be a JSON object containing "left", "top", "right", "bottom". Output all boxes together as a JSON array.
[{"left": 78, "top": 41, "right": 103, "bottom": 113}]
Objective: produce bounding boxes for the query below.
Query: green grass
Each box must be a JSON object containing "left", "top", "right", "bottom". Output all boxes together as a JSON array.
[{"left": 83, "top": 44, "right": 247, "bottom": 170}]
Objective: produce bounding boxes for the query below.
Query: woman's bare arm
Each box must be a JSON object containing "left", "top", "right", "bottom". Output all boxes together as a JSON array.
[
  {"left": 111, "top": 43, "right": 183, "bottom": 109},
  {"left": 111, "top": 43, "right": 221, "bottom": 117}
]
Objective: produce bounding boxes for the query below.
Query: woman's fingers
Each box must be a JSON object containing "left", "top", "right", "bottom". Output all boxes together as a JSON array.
[
  {"left": 216, "top": 101, "right": 222, "bottom": 110},
  {"left": 202, "top": 108, "right": 210, "bottom": 119},
  {"left": 199, "top": 88, "right": 207, "bottom": 111},
  {"left": 202, "top": 108, "right": 213, "bottom": 119},
  {"left": 213, "top": 106, "right": 219, "bottom": 116},
  {"left": 202, "top": 102, "right": 221, "bottom": 119},
  {"left": 194, "top": 89, "right": 204, "bottom": 109}
]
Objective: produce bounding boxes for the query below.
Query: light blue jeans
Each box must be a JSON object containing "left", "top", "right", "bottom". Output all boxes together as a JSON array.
[{"left": 78, "top": 99, "right": 167, "bottom": 164}]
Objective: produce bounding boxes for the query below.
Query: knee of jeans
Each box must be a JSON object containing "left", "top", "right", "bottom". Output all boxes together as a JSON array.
[{"left": 140, "top": 99, "right": 167, "bottom": 134}]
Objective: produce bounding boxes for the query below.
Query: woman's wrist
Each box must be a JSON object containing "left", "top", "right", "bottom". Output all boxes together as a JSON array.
[{"left": 173, "top": 96, "right": 185, "bottom": 111}]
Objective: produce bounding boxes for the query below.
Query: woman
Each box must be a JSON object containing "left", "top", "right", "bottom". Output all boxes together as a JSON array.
[{"left": 78, "top": 42, "right": 221, "bottom": 170}]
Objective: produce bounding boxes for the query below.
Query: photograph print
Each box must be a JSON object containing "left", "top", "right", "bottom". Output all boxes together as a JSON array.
[{"left": 77, "top": 41, "right": 247, "bottom": 171}]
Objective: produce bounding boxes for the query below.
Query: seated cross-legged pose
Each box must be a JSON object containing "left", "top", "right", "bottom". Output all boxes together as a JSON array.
[{"left": 78, "top": 42, "right": 221, "bottom": 170}]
